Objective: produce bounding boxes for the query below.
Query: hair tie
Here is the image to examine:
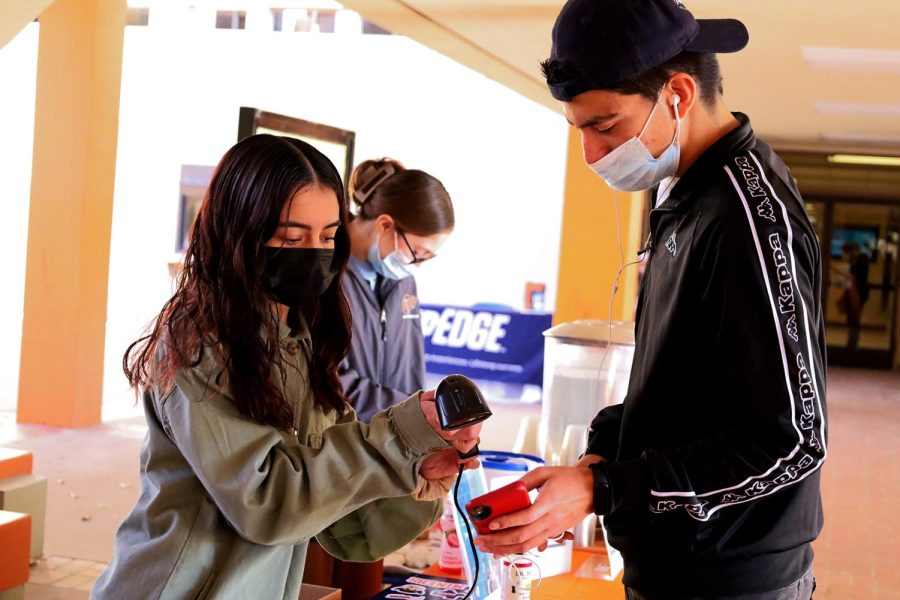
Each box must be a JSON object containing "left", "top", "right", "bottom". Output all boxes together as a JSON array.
[{"left": 353, "top": 163, "right": 397, "bottom": 207}]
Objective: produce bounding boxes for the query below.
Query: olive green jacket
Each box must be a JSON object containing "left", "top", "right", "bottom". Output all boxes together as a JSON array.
[{"left": 93, "top": 319, "right": 447, "bottom": 600}]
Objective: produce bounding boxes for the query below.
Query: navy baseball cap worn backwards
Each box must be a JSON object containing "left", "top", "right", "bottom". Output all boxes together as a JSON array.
[{"left": 548, "top": 0, "right": 749, "bottom": 101}]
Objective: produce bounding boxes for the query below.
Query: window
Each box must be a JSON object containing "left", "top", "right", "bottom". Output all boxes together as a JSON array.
[
  {"left": 215, "top": 10, "right": 246, "bottom": 30},
  {"left": 316, "top": 10, "right": 336, "bottom": 33},
  {"left": 277, "top": 8, "right": 338, "bottom": 33},
  {"left": 362, "top": 20, "right": 391, "bottom": 35},
  {"left": 238, "top": 107, "right": 356, "bottom": 185},
  {"left": 126, "top": 7, "right": 149, "bottom": 27},
  {"left": 176, "top": 166, "right": 215, "bottom": 253},
  {"left": 271, "top": 9, "right": 284, "bottom": 32}
]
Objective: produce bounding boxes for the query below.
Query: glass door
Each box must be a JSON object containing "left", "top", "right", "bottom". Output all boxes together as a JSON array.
[{"left": 823, "top": 202, "right": 900, "bottom": 367}]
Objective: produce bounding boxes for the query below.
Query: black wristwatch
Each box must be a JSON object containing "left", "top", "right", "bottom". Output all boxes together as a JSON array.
[{"left": 588, "top": 461, "right": 613, "bottom": 516}]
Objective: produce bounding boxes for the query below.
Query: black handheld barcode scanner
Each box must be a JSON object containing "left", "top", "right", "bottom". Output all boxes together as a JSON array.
[
  {"left": 434, "top": 374, "right": 492, "bottom": 459},
  {"left": 435, "top": 374, "right": 492, "bottom": 600}
]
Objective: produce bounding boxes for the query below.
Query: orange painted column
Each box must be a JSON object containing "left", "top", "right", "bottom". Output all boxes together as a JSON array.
[
  {"left": 17, "top": 0, "right": 125, "bottom": 427},
  {"left": 554, "top": 126, "right": 645, "bottom": 324}
]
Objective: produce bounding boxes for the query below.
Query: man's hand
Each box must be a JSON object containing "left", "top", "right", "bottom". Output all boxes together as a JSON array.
[
  {"left": 473, "top": 465, "right": 597, "bottom": 557},
  {"left": 419, "top": 389, "right": 482, "bottom": 456}
]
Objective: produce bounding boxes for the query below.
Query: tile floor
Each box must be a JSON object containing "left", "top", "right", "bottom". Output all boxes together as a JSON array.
[{"left": 26, "top": 557, "right": 106, "bottom": 592}]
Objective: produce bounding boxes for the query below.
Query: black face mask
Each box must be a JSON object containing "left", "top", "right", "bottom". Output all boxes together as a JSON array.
[{"left": 262, "top": 247, "right": 337, "bottom": 306}]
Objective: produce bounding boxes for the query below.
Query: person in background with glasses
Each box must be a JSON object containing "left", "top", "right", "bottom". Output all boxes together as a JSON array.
[
  {"left": 342, "top": 158, "right": 454, "bottom": 423},
  {"left": 302, "top": 159, "right": 454, "bottom": 599}
]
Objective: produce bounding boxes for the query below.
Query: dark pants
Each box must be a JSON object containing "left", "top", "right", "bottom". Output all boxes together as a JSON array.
[{"left": 625, "top": 568, "right": 815, "bottom": 600}]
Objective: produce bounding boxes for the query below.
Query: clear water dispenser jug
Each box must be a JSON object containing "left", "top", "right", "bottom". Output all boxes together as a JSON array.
[{"left": 539, "top": 320, "right": 635, "bottom": 466}]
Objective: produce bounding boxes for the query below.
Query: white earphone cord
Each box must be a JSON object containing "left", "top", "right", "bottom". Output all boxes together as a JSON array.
[{"left": 595, "top": 189, "right": 646, "bottom": 402}]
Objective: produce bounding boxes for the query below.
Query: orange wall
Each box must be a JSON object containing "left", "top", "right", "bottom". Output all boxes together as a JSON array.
[
  {"left": 17, "top": 0, "right": 125, "bottom": 427},
  {"left": 554, "top": 126, "right": 644, "bottom": 324}
]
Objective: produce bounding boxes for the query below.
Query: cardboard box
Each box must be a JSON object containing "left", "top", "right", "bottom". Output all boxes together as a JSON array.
[
  {"left": 0, "top": 449, "right": 32, "bottom": 480},
  {"left": 299, "top": 584, "right": 341, "bottom": 600},
  {"left": 0, "top": 585, "right": 24, "bottom": 600},
  {"left": 0, "top": 475, "right": 47, "bottom": 560},
  {"left": 529, "top": 538, "right": 572, "bottom": 579},
  {"left": 0, "top": 511, "right": 30, "bottom": 592}
]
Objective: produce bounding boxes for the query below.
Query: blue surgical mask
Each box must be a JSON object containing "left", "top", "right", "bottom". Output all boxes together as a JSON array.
[
  {"left": 368, "top": 231, "right": 413, "bottom": 280},
  {"left": 589, "top": 94, "right": 681, "bottom": 192}
]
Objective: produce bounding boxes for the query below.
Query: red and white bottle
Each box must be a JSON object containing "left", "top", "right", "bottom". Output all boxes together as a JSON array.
[
  {"left": 438, "top": 501, "right": 463, "bottom": 574},
  {"left": 501, "top": 556, "right": 537, "bottom": 600}
]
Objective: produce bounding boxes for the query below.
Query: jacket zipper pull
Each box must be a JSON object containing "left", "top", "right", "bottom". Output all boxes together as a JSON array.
[
  {"left": 638, "top": 233, "right": 653, "bottom": 257},
  {"left": 381, "top": 308, "right": 387, "bottom": 342}
]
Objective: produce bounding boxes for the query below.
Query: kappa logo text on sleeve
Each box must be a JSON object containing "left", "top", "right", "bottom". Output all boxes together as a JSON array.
[
  {"left": 735, "top": 156, "right": 776, "bottom": 223},
  {"left": 652, "top": 153, "right": 827, "bottom": 522},
  {"left": 768, "top": 233, "right": 799, "bottom": 342}
]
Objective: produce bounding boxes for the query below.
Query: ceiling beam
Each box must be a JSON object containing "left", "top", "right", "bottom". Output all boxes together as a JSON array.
[
  {"left": 339, "top": 0, "right": 556, "bottom": 110},
  {"left": 1, "top": 0, "right": 55, "bottom": 50}
]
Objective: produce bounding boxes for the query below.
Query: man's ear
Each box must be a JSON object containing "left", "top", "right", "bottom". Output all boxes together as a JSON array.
[{"left": 667, "top": 72, "right": 696, "bottom": 118}]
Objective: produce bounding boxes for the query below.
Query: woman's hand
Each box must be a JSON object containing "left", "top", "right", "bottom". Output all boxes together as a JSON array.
[
  {"left": 419, "top": 389, "right": 482, "bottom": 456},
  {"left": 419, "top": 448, "right": 479, "bottom": 481}
]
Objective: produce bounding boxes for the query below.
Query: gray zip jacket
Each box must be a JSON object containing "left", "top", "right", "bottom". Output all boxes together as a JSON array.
[
  {"left": 92, "top": 318, "right": 446, "bottom": 600},
  {"left": 340, "top": 258, "right": 426, "bottom": 422}
]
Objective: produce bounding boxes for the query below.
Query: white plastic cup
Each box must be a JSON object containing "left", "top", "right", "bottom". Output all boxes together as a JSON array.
[
  {"left": 573, "top": 513, "right": 598, "bottom": 548},
  {"left": 559, "top": 424, "right": 588, "bottom": 466},
  {"left": 512, "top": 416, "right": 541, "bottom": 457}
]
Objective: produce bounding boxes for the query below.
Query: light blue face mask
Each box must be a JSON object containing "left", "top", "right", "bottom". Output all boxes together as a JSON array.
[
  {"left": 589, "top": 94, "right": 681, "bottom": 192},
  {"left": 368, "top": 231, "right": 413, "bottom": 280}
]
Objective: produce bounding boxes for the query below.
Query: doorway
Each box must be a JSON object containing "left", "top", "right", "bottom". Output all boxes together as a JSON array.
[{"left": 806, "top": 200, "right": 900, "bottom": 368}]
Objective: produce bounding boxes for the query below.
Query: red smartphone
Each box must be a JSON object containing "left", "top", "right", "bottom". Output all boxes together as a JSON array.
[{"left": 465, "top": 481, "right": 532, "bottom": 535}]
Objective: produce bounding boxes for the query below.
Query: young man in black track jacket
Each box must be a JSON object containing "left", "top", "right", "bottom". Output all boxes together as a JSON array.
[{"left": 475, "top": 1, "right": 826, "bottom": 598}]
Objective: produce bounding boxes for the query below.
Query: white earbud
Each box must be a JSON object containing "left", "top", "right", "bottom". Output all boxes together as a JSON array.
[{"left": 672, "top": 94, "right": 681, "bottom": 106}]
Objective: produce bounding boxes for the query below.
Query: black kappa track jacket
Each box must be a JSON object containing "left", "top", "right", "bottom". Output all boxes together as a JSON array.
[{"left": 587, "top": 114, "right": 828, "bottom": 595}]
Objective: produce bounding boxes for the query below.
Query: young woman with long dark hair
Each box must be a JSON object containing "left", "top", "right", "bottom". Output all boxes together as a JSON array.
[{"left": 92, "top": 135, "right": 478, "bottom": 599}]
